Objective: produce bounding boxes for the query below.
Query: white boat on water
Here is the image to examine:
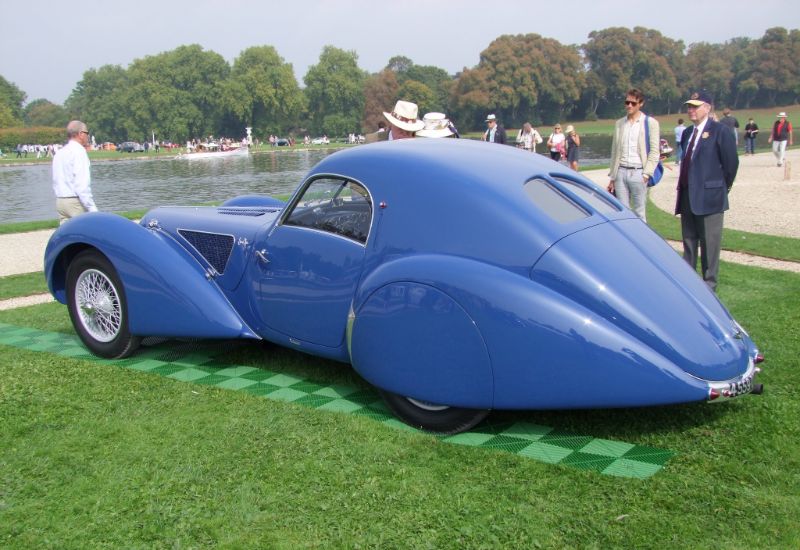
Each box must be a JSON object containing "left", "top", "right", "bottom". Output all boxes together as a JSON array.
[{"left": 176, "top": 144, "right": 250, "bottom": 160}]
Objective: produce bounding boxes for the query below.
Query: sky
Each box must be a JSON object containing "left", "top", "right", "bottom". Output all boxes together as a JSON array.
[{"left": 2, "top": 0, "right": 798, "bottom": 105}]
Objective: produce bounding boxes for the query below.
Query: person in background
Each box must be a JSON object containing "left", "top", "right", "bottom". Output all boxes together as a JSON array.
[
  {"left": 52, "top": 120, "right": 97, "bottom": 224},
  {"left": 416, "top": 112, "right": 458, "bottom": 138},
  {"left": 515, "top": 122, "right": 542, "bottom": 152},
  {"left": 719, "top": 107, "right": 740, "bottom": 147},
  {"left": 674, "top": 118, "right": 686, "bottom": 165},
  {"left": 547, "top": 124, "right": 566, "bottom": 161},
  {"left": 565, "top": 125, "right": 581, "bottom": 170},
  {"left": 767, "top": 112, "right": 793, "bottom": 167},
  {"left": 483, "top": 114, "right": 507, "bottom": 144},
  {"left": 744, "top": 118, "right": 759, "bottom": 155},
  {"left": 607, "top": 88, "right": 660, "bottom": 222},
  {"left": 674, "top": 90, "right": 738, "bottom": 292},
  {"left": 366, "top": 100, "right": 424, "bottom": 143}
]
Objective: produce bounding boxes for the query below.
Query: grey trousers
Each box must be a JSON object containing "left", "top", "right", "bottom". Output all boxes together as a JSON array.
[
  {"left": 614, "top": 167, "right": 648, "bottom": 221},
  {"left": 680, "top": 191, "right": 724, "bottom": 292}
]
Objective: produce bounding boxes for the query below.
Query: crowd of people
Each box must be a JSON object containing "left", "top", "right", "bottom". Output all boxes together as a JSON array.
[{"left": 48, "top": 94, "right": 793, "bottom": 292}]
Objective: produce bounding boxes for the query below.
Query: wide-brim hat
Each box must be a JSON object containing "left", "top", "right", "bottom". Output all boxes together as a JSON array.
[
  {"left": 777, "top": 112, "right": 787, "bottom": 118},
  {"left": 565, "top": 125, "right": 575, "bottom": 134},
  {"left": 416, "top": 112, "right": 454, "bottom": 138},
  {"left": 383, "top": 100, "right": 425, "bottom": 132}
]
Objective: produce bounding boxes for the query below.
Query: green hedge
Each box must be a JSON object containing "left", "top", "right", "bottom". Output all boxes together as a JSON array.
[{"left": 0, "top": 126, "right": 64, "bottom": 150}]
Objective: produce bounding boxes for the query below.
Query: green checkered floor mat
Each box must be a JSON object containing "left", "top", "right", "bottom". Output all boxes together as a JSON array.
[{"left": 0, "top": 323, "right": 673, "bottom": 478}]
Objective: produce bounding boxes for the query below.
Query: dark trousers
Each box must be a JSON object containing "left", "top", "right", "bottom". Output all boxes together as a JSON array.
[{"left": 680, "top": 191, "right": 724, "bottom": 292}]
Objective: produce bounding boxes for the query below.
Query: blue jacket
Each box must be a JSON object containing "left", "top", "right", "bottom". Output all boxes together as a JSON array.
[{"left": 674, "top": 118, "right": 739, "bottom": 216}]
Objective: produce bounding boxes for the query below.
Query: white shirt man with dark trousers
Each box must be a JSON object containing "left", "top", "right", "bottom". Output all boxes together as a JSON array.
[{"left": 52, "top": 120, "right": 97, "bottom": 223}]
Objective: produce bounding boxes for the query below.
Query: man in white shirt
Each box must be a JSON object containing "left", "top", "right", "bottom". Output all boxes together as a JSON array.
[
  {"left": 607, "top": 88, "right": 661, "bottom": 222},
  {"left": 52, "top": 120, "right": 97, "bottom": 223}
]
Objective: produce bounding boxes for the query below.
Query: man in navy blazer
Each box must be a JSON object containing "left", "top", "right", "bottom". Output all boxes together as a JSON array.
[{"left": 674, "top": 90, "right": 739, "bottom": 292}]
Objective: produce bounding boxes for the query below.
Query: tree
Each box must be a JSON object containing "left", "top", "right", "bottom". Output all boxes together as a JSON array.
[
  {"left": 753, "top": 27, "right": 797, "bottom": 105},
  {"left": 24, "top": 99, "right": 69, "bottom": 128},
  {"left": 66, "top": 64, "right": 129, "bottom": 141},
  {"left": 451, "top": 34, "right": 584, "bottom": 129},
  {"left": 683, "top": 43, "right": 733, "bottom": 108},
  {"left": 304, "top": 46, "right": 367, "bottom": 135},
  {"left": 583, "top": 27, "right": 682, "bottom": 117},
  {"left": 362, "top": 69, "right": 399, "bottom": 132},
  {"left": 221, "top": 45, "right": 305, "bottom": 136},
  {"left": 396, "top": 80, "right": 435, "bottom": 116},
  {"left": 0, "top": 75, "right": 26, "bottom": 127},
  {"left": 121, "top": 45, "right": 230, "bottom": 142}
]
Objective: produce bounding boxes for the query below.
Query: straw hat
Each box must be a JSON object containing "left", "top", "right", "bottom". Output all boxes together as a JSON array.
[
  {"left": 416, "top": 113, "right": 455, "bottom": 138},
  {"left": 777, "top": 112, "right": 787, "bottom": 118},
  {"left": 383, "top": 100, "right": 425, "bottom": 132},
  {"left": 565, "top": 125, "right": 575, "bottom": 134}
]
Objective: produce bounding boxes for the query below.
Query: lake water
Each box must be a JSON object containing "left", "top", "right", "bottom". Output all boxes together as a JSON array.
[{"left": 0, "top": 135, "right": 612, "bottom": 224}]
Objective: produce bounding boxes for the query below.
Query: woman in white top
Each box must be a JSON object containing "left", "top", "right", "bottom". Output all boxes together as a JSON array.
[{"left": 547, "top": 124, "right": 566, "bottom": 161}]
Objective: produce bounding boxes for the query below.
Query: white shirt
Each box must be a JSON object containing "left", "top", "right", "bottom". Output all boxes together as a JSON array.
[
  {"left": 52, "top": 139, "right": 97, "bottom": 212},
  {"left": 686, "top": 117, "right": 709, "bottom": 159},
  {"left": 621, "top": 113, "right": 643, "bottom": 168}
]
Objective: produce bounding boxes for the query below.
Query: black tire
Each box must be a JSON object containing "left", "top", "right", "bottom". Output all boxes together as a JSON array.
[
  {"left": 66, "top": 249, "right": 141, "bottom": 359},
  {"left": 379, "top": 389, "right": 489, "bottom": 435}
]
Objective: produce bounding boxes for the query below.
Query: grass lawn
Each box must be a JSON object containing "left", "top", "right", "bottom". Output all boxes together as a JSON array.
[
  {"left": 1, "top": 258, "right": 799, "bottom": 547},
  {"left": 0, "top": 272, "right": 48, "bottom": 300}
]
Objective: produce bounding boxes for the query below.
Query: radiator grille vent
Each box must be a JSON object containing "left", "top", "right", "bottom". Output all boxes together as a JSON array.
[{"left": 178, "top": 230, "right": 234, "bottom": 274}]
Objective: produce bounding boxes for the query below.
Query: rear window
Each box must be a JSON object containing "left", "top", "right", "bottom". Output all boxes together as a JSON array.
[
  {"left": 523, "top": 178, "right": 589, "bottom": 224},
  {"left": 552, "top": 177, "right": 619, "bottom": 215}
]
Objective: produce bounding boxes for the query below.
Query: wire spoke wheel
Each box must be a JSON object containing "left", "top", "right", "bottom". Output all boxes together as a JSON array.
[
  {"left": 66, "top": 250, "right": 141, "bottom": 359},
  {"left": 75, "top": 269, "right": 122, "bottom": 342}
]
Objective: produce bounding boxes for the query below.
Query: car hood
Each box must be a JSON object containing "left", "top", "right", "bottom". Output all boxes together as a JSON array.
[
  {"left": 141, "top": 204, "right": 282, "bottom": 291},
  {"left": 530, "top": 218, "right": 752, "bottom": 381}
]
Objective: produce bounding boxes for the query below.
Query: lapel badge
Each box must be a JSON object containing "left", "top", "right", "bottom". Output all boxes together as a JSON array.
[{"left": 702, "top": 132, "right": 710, "bottom": 139}]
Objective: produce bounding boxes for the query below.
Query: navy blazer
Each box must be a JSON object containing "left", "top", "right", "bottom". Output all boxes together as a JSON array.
[{"left": 674, "top": 118, "right": 739, "bottom": 216}]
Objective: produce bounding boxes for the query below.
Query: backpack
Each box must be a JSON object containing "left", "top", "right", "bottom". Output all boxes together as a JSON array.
[{"left": 644, "top": 115, "right": 663, "bottom": 187}]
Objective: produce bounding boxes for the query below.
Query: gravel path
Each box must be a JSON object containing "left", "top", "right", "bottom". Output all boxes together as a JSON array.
[{"left": 1, "top": 149, "right": 798, "bottom": 310}]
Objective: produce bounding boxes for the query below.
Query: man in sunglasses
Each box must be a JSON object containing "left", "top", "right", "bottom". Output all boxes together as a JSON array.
[
  {"left": 52, "top": 120, "right": 98, "bottom": 223},
  {"left": 674, "top": 90, "right": 739, "bottom": 292},
  {"left": 607, "top": 88, "right": 661, "bottom": 222}
]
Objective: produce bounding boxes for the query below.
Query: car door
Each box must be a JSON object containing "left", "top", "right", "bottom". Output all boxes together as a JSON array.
[{"left": 252, "top": 176, "right": 372, "bottom": 347}]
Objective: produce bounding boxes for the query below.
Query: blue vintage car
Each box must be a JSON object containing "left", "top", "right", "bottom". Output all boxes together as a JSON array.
[{"left": 44, "top": 139, "right": 762, "bottom": 433}]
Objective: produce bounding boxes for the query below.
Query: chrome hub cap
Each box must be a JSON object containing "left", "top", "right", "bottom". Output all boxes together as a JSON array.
[
  {"left": 407, "top": 397, "right": 450, "bottom": 411},
  {"left": 75, "top": 269, "right": 121, "bottom": 342}
]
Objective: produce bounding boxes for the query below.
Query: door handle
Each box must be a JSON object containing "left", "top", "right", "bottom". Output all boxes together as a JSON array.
[{"left": 255, "top": 249, "right": 270, "bottom": 264}]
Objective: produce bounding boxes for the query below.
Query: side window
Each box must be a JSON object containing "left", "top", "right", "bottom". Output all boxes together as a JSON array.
[{"left": 284, "top": 177, "right": 373, "bottom": 244}]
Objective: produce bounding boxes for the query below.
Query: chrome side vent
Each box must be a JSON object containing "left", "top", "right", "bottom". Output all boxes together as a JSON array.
[
  {"left": 217, "top": 207, "right": 278, "bottom": 216},
  {"left": 178, "top": 230, "right": 234, "bottom": 274}
]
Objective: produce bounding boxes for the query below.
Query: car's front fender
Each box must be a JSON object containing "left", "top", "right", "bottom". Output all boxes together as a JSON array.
[{"left": 45, "top": 213, "right": 258, "bottom": 340}]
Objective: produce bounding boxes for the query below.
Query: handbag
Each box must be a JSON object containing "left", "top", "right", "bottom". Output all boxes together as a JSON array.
[{"left": 644, "top": 114, "right": 663, "bottom": 187}]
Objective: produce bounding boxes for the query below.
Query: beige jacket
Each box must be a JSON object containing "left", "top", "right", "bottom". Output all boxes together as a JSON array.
[{"left": 608, "top": 114, "right": 661, "bottom": 180}]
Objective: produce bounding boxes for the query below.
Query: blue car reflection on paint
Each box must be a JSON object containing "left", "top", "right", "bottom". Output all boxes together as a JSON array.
[{"left": 44, "top": 139, "right": 762, "bottom": 433}]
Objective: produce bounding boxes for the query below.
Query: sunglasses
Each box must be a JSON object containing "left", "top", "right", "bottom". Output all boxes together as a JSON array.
[
  {"left": 79, "top": 130, "right": 90, "bottom": 135},
  {"left": 624, "top": 100, "right": 640, "bottom": 106}
]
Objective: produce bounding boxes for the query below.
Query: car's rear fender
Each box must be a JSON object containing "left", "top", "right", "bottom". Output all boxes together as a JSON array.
[
  {"left": 354, "top": 254, "right": 712, "bottom": 410},
  {"left": 45, "top": 213, "right": 258, "bottom": 340}
]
